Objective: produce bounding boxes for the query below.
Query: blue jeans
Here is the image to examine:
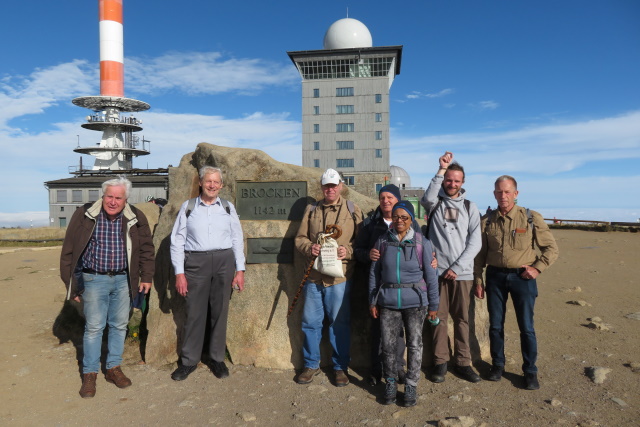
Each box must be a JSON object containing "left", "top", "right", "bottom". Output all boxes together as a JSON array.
[
  {"left": 301, "top": 280, "right": 351, "bottom": 371},
  {"left": 486, "top": 267, "right": 538, "bottom": 374},
  {"left": 81, "top": 273, "right": 130, "bottom": 374}
]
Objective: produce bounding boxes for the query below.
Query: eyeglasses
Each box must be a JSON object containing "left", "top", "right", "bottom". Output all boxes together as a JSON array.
[{"left": 392, "top": 215, "right": 411, "bottom": 222}]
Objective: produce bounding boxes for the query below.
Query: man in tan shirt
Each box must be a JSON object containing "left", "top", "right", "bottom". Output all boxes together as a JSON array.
[
  {"left": 294, "top": 168, "right": 363, "bottom": 387},
  {"left": 474, "top": 175, "right": 558, "bottom": 390}
]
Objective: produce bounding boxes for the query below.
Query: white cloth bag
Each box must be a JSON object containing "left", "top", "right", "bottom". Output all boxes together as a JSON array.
[{"left": 312, "top": 232, "right": 345, "bottom": 278}]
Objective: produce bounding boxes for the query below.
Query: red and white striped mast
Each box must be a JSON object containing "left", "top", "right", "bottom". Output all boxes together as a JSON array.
[
  {"left": 99, "top": 0, "right": 124, "bottom": 97},
  {"left": 72, "top": 0, "right": 150, "bottom": 171}
]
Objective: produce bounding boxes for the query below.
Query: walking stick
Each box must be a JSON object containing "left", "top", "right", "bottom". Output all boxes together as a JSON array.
[{"left": 287, "top": 224, "right": 342, "bottom": 317}]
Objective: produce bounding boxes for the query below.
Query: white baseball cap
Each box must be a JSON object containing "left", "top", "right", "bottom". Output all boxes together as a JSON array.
[{"left": 321, "top": 168, "right": 343, "bottom": 185}]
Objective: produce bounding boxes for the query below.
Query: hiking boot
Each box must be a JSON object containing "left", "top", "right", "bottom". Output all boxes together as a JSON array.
[
  {"left": 335, "top": 369, "right": 349, "bottom": 387},
  {"left": 171, "top": 364, "right": 197, "bottom": 381},
  {"left": 455, "top": 365, "right": 482, "bottom": 383},
  {"left": 210, "top": 360, "right": 229, "bottom": 379},
  {"left": 431, "top": 362, "right": 447, "bottom": 383},
  {"left": 105, "top": 366, "right": 132, "bottom": 388},
  {"left": 383, "top": 378, "right": 397, "bottom": 405},
  {"left": 403, "top": 384, "right": 417, "bottom": 407},
  {"left": 79, "top": 372, "right": 97, "bottom": 398},
  {"left": 296, "top": 367, "right": 319, "bottom": 384},
  {"left": 397, "top": 369, "right": 406, "bottom": 385},
  {"left": 524, "top": 373, "right": 540, "bottom": 390},
  {"left": 487, "top": 365, "right": 504, "bottom": 382}
]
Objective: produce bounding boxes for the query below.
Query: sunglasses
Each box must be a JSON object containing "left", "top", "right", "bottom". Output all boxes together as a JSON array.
[{"left": 392, "top": 215, "right": 411, "bottom": 222}]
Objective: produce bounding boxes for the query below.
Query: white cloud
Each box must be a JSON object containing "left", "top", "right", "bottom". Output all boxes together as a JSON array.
[
  {"left": 470, "top": 100, "right": 499, "bottom": 111},
  {"left": 125, "top": 52, "right": 300, "bottom": 96},
  {"left": 404, "top": 88, "right": 454, "bottom": 100},
  {"left": 392, "top": 110, "right": 640, "bottom": 177},
  {"left": 0, "top": 60, "right": 94, "bottom": 127}
]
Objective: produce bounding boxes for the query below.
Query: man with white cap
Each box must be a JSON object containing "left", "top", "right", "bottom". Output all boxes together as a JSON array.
[{"left": 294, "top": 168, "right": 363, "bottom": 387}]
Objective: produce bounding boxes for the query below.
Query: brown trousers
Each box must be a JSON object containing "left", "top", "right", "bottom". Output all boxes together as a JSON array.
[{"left": 432, "top": 278, "right": 473, "bottom": 366}]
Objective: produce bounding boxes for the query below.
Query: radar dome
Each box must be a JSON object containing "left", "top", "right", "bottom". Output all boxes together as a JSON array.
[
  {"left": 389, "top": 165, "right": 411, "bottom": 189},
  {"left": 323, "top": 18, "right": 373, "bottom": 50}
]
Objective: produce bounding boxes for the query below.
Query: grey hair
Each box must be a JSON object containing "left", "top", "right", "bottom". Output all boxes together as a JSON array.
[
  {"left": 102, "top": 176, "right": 132, "bottom": 199},
  {"left": 494, "top": 175, "right": 518, "bottom": 189},
  {"left": 199, "top": 165, "right": 224, "bottom": 183}
]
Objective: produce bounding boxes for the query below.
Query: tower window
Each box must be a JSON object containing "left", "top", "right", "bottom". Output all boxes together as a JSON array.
[
  {"left": 314, "top": 124, "right": 319, "bottom": 133},
  {"left": 375, "top": 149, "right": 383, "bottom": 158},
  {"left": 313, "top": 141, "right": 319, "bottom": 150},
  {"left": 337, "top": 159, "right": 354, "bottom": 168},
  {"left": 336, "top": 87, "right": 354, "bottom": 97},
  {"left": 314, "top": 159, "right": 320, "bottom": 168},
  {"left": 336, "top": 141, "right": 354, "bottom": 150},
  {"left": 336, "top": 105, "right": 354, "bottom": 114},
  {"left": 375, "top": 131, "right": 382, "bottom": 140},
  {"left": 313, "top": 88, "right": 320, "bottom": 98},
  {"left": 313, "top": 106, "right": 319, "bottom": 115},
  {"left": 343, "top": 176, "right": 355, "bottom": 186},
  {"left": 375, "top": 94, "right": 382, "bottom": 103},
  {"left": 375, "top": 113, "right": 382, "bottom": 122},
  {"left": 336, "top": 123, "right": 354, "bottom": 132}
]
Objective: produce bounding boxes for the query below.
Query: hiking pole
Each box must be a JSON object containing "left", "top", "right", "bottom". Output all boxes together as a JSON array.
[{"left": 287, "top": 224, "right": 342, "bottom": 317}]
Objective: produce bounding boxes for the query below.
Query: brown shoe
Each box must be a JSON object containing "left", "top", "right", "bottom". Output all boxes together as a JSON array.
[
  {"left": 105, "top": 366, "right": 132, "bottom": 388},
  {"left": 296, "top": 367, "right": 320, "bottom": 384},
  {"left": 79, "top": 373, "right": 97, "bottom": 398},
  {"left": 335, "top": 369, "right": 349, "bottom": 387}
]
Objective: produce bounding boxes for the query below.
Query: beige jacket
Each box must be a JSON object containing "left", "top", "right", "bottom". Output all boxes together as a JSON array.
[
  {"left": 295, "top": 197, "right": 363, "bottom": 286},
  {"left": 474, "top": 205, "right": 559, "bottom": 285}
]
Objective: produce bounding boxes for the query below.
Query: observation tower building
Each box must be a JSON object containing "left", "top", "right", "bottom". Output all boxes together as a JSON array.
[{"left": 287, "top": 18, "right": 402, "bottom": 197}]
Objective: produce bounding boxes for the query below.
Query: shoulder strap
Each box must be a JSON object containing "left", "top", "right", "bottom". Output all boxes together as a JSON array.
[
  {"left": 185, "top": 197, "right": 197, "bottom": 218},
  {"left": 464, "top": 199, "right": 470, "bottom": 214},
  {"left": 220, "top": 198, "right": 231, "bottom": 215},
  {"left": 414, "top": 232, "right": 424, "bottom": 269},
  {"left": 426, "top": 197, "right": 443, "bottom": 236},
  {"left": 186, "top": 197, "right": 231, "bottom": 218},
  {"left": 526, "top": 208, "right": 535, "bottom": 249}
]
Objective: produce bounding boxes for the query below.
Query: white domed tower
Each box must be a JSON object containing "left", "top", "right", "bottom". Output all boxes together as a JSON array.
[{"left": 287, "top": 17, "right": 403, "bottom": 198}]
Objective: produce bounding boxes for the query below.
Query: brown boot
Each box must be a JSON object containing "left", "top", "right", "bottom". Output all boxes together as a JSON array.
[
  {"left": 296, "top": 367, "right": 319, "bottom": 384},
  {"left": 105, "top": 366, "right": 132, "bottom": 388},
  {"left": 79, "top": 373, "right": 97, "bottom": 398}
]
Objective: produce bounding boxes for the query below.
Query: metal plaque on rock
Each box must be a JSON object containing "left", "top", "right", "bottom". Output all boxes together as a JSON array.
[
  {"left": 247, "top": 238, "right": 294, "bottom": 264},
  {"left": 236, "top": 181, "right": 307, "bottom": 220}
]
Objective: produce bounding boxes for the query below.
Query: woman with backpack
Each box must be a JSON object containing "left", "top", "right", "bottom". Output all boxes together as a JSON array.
[{"left": 369, "top": 200, "right": 439, "bottom": 407}]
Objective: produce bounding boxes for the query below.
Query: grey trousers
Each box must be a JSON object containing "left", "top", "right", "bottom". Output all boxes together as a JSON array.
[
  {"left": 380, "top": 306, "right": 427, "bottom": 387},
  {"left": 180, "top": 249, "right": 235, "bottom": 366}
]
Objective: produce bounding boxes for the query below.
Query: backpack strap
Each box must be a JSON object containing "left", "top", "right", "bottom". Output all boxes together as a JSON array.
[
  {"left": 427, "top": 197, "right": 470, "bottom": 236},
  {"left": 185, "top": 197, "right": 197, "bottom": 218},
  {"left": 186, "top": 197, "right": 231, "bottom": 218}
]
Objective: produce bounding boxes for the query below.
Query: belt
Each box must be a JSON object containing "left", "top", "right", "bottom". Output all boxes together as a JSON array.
[
  {"left": 185, "top": 248, "right": 231, "bottom": 254},
  {"left": 487, "top": 265, "right": 525, "bottom": 274},
  {"left": 82, "top": 268, "right": 127, "bottom": 277}
]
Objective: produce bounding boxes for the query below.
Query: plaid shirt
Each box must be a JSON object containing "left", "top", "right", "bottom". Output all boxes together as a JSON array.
[{"left": 81, "top": 210, "right": 127, "bottom": 272}]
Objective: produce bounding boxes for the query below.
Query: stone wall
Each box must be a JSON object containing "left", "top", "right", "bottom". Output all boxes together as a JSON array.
[{"left": 144, "top": 143, "right": 489, "bottom": 370}]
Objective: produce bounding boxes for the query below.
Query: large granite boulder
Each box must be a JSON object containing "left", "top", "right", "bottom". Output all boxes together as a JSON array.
[{"left": 144, "top": 143, "right": 490, "bottom": 370}]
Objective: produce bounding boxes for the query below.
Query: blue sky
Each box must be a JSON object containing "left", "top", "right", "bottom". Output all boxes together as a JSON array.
[{"left": 1, "top": 0, "right": 639, "bottom": 227}]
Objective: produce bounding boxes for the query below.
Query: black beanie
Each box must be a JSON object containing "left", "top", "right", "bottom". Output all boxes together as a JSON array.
[
  {"left": 378, "top": 184, "right": 401, "bottom": 201},
  {"left": 392, "top": 200, "right": 415, "bottom": 221}
]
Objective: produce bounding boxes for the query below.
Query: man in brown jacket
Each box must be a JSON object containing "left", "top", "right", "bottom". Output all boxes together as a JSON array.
[
  {"left": 294, "top": 168, "right": 363, "bottom": 387},
  {"left": 474, "top": 175, "right": 558, "bottom": 390},
  {"left": 60, "top": 177, "right": 155, "bottom": 398}
]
